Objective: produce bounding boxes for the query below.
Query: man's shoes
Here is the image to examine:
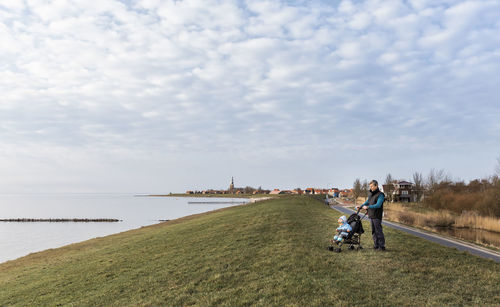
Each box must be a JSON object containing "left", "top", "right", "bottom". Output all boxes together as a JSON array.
[
  {"left": 373, "top": 246, "right": 379, "bottom": 250},
  {"left": 377, "top": 247, "right": 386, "bottom": 252}
]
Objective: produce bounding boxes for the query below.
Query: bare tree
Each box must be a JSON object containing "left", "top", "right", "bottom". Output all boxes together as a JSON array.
[
  {"left": 384, "top": 173, "right": 395, "bottom": 202},
  {"left": 412, "top": 172, "right": 424, "bottom": 202},
  {"left": 495, "top": 156, "right": 500, "bottom": 177},
  {"left": 427, "top": 168, "right": 447, "bottom": 193},
  {"left": 353, "top": 178, "right": 362, "bottom": 205},
  {"left": 362, "top": 180, "right": 369, "bottom": 201},
  {"left": 244, "top": 186, "right": 255, "bottom": 194}
]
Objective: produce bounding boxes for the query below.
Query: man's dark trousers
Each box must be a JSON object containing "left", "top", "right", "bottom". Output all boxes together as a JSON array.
[{"left": 370, "top": 218, "right": 385, "bottom": 249}]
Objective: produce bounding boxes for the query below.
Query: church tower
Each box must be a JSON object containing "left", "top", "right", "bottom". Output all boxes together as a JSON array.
[{"left": 229, "top": 177, "right": 234, "bottom": 194}]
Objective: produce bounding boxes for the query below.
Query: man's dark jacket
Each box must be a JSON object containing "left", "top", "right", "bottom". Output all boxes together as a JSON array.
[{"left": 367, "top": 189, "right": 384, "bottom": 219}]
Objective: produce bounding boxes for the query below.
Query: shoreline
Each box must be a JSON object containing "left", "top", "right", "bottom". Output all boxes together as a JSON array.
[
  {"left": 0, "top": 196, "right": 270, "bottom": 264},
  {"left": 146, "top": 193, "right": 277, "bottom": 199},
  {"left": 0, "top": 218, "right": 121, "bottom": 222}
]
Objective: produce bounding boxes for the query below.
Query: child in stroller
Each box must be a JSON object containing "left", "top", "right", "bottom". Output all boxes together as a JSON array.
[
  {"left": 332, "top": 215, "right": 351, "bottom": 243},
  {"left": 328, "top": 212, "right": 365, "bottom": 252}
]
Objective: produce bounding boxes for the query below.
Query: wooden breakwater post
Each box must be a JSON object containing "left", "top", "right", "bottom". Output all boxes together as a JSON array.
[{"left": 0, "top": 218, "right": 121, "bottom": 222}]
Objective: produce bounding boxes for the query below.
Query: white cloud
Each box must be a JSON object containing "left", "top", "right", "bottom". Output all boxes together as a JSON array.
[
  {"left": 349, "top": 12, "right": 371, "bottom": 30},
  {"left": 0, "top": 0, "right": 499, "bottom": 192},
  {"left": 338, "top": 0, "right": 356, "bottom": 14}
]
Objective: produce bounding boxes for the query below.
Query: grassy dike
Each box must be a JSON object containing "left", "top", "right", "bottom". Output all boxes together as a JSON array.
[{"left": 0, "top": 196, "right": 498, "bottom": 306}]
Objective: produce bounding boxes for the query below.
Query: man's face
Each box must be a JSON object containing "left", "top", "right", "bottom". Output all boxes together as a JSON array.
[{"left": 369, "top": 183, "right": 377, "bottom": 191}]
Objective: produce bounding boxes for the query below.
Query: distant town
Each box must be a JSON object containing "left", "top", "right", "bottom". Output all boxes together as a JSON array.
[
  {"left": 184, "top": 177, "right": 422, "bottom": 203},
  {"left": 185, "top": 177, "right": 352, "bottom": 197}
]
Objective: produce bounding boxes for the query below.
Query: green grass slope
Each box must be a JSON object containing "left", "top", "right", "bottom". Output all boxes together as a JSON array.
[{"left": 0, "top": 196, "right": 498, "bottom": 306}]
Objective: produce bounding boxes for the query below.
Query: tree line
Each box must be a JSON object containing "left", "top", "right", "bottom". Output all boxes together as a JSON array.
[
  {"left": 418, "top": 173, "right": 500, "bottom": 217},
  {"left": 353, "top": 158, "right": 500, "bottom": 217}
]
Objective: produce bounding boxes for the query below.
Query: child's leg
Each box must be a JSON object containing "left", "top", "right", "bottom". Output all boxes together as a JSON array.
[{"left": 339, "top": 232, "right": 349, "bottom": 242}]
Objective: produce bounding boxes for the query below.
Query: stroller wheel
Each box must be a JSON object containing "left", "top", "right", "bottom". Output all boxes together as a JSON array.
[
  {"left": 336, "top": 248, "right": 341, "bottom": 253},
  {"left": 349, "top": 245, "right": 355, "bottom": 250},
  {"left": 359, "top": 245, "right": 363, "bottom": 250},
  {"left": 328, "top": 246, "right": 334, "bottom": 251}
]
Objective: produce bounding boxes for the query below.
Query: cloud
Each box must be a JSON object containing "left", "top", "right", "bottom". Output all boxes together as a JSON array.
[{"left": 0, "top": 0, "right": 500, "bottom": 191}]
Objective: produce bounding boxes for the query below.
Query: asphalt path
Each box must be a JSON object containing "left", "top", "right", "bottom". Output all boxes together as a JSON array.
[{"left": 330, "top": 204, "right": 500, "bottom": 263}]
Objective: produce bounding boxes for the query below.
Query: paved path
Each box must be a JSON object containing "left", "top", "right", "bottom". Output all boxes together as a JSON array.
[{"left": 330, "top": 204, "right": 500, "bottom": 263}]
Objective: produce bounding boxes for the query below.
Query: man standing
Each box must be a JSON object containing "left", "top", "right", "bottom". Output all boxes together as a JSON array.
[{"left": 356, "top": 180, "right": 386, "bottom": 251}]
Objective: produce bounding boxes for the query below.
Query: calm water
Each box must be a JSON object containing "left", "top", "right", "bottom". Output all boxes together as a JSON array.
[
  {"left": 431, "top": 226, "right": 500, "bottom": 249},
  {"left": 0, "top": 194, "right": 249, "bottom": 263}
]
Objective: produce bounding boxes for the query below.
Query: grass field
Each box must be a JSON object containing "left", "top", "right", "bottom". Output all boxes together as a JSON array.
[{"left": 0, "top": 196, "right": 498, "bottom": 306}]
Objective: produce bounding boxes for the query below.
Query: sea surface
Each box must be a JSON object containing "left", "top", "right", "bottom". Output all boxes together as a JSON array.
[{"left": 0, "top": 193, "right": 249, "bottom": 263}]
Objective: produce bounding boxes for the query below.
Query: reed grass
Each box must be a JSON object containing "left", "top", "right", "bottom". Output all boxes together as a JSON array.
[
  {"left": 384, "top": 203, "right": 500, "bottom": 233},
  {"left": 454, "top": 214, "right": 500, "bottom": 233}
]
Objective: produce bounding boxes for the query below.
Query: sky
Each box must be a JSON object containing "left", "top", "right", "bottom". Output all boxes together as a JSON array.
[{"left": 1, "top": 0, "right": 499, "bottom": 193}]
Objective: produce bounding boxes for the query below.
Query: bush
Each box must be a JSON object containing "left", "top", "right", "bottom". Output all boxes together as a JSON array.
[
  {"left": 397, "top": 212, "right": 415, "bottom": 225},
  {"left": 423, "top": 178, "right": 500, "bottom": 218}
]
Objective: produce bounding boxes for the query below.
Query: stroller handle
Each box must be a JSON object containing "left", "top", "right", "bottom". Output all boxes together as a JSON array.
[{"left": 355, "top": 206, "right": 369, "bottom": 221}]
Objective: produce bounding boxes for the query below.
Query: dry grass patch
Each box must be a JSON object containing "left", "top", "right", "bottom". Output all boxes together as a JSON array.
[{"left": 385, "top": 202, "right": 500, "bottom": 233}]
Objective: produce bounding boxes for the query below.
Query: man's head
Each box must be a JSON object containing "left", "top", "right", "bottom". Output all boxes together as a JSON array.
[{"left": 369, "top": 180, "right": 378, "bottom": 192}]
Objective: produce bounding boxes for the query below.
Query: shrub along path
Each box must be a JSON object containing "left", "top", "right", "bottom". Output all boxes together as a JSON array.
[{"left": 0, "top": 196, "right": 498, "bottom": 306}]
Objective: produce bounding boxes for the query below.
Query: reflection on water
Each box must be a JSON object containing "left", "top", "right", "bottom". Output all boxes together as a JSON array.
[{"left": 431, "top": 227, "right": 500, "bottom": 249}]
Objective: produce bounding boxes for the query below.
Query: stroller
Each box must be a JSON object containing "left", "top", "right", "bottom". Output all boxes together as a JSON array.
[{"left": 328, "top": 209, "right": 366, "bottom": 252}]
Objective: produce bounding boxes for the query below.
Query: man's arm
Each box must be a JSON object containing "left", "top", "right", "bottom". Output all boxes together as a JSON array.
[
  {"left": 368, "top": 193, "right": 385, "bottom": 209},
  {"left": 357, "top": 199, "right": 370, "bottom": 210}
]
